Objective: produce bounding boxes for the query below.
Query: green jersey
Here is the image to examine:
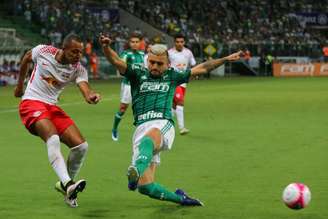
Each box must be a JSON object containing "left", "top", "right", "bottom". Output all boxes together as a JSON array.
[
  {"left": 120, "top": 49, "right": 145, "bottom": 85},
  {"left": 124, "top": 63, "right": 191, "bottom": 126}
]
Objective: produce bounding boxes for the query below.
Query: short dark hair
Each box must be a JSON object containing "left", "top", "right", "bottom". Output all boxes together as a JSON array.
[
  {"left": 62, "top": 33, "right": 82, "bottom": 48},
  {"left": 174, "top": 33, "right": 185, "bottom": 40},
  {"left": 129, "top": 32, "right": 142, "bottom": 40}
]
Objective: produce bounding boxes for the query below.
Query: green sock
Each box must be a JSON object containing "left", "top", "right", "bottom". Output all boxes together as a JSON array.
[
  {"left": 138, "top": 183, "right": 183, "bottom": 203},
  {"left": 135, "top": 136, "right": 154, "bottom": 176},
  {"left": 112, "top": 111, "right": 124, "bottom": 131}
]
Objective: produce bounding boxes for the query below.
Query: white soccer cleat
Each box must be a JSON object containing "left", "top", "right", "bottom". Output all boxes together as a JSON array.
[
  {"left": 64, "top": 196, "right": 79, "bottom": 208},
  {"left": 179, "top": 128, "right": 190, "bottom": 135},
  {"left": 65, "top": 180, "right": 86, "bottom": 208},
  {"left": 55, "top": 181, "right": 79, "bottom": 208},
  {"left": 66, "top": 179, "right": 86, "bottom": 199}
]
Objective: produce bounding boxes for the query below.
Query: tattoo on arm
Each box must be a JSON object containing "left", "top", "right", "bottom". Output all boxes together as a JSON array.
[
  {"left": 203, "top": 59, "right": 218, "bottom": 72},
  {"left": 202, "top": 58, "right": 225, "bottom": 72}
]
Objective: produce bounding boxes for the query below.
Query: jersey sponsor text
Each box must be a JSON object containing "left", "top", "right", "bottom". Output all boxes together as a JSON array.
[
  {"left": 140, "top": 82, "right": 170, "bottom": 93},
  {"left": 138, "top": 111, "right": 163, "bottom": 121}
]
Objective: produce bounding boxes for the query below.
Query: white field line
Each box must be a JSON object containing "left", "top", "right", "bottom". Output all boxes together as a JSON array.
[{"left": 0, "top": 97, "right": 114, "bottom": 114}]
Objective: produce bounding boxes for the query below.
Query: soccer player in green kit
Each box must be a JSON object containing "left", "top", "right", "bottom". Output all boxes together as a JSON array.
[
  {"left": 112, "top": 33, "right": 145, "bottom": 141},
  {"left": 100, "top": 34, "right": 242, "bottom": 206}
]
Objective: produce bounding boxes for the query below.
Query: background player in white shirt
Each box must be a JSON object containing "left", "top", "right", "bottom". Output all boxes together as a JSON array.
[
  {"left": 14, "top": 34, "right": 101, "bottom": 208},
  {"left": 168, "top": 34, "right": 196, "bottom": 135}
]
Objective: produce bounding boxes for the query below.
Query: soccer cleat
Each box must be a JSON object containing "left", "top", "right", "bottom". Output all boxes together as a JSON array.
[
  {"left": 66, "top": 179, "right": 86, "bottom": 200},
  {"left": 112, "top": 129, "right": 119, "bottom": 141},
  {"left": 55, "top": 181, "right": 66, "bottom": 196},
  {"left": 179, "top": 128, "right": 190, "bottom": 135},
  {"left": 55, "top": 181, "right": 79, "bottom": 208},
  {"left": 64, "top": 179, "right": 86, "bottom": 208},
  {"left": 64, "top": 196, "right": 79, "bottom": 208},
  {"left": 127, "top": 165, "right": 139, "bottom": 191},
  {"left": 175, "top": 189, "right": 204, "bottom": 206}
]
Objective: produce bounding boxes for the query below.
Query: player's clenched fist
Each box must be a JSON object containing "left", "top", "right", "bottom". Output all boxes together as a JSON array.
[
  {"left": 225, "top": 50, "right": 243, "bottom": 61},
  {"left": 99, "top": 34, "right": 112, "bottom": 47},
  {"left": 14, "top": 85, "right": 24, "bottom": 97},
  {"left": 86, "top": 92, "right": 101, "bottom": 104}
]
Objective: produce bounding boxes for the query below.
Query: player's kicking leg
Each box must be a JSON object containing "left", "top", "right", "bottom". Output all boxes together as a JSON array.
[
  {"left": 128, "top": 124, "right": 203, "bottom": 206},
  {"left": 135, "top": 163, "right": 203, "bottom": 206},
  {"left": 57, "top": 124, "right": 89, "bottom": 207},
  {"left": 175, "top": 189, "right": 204, "bottom": 206},
  {"left": 31, "top": 119, "right": 78, "bottom": 207}
]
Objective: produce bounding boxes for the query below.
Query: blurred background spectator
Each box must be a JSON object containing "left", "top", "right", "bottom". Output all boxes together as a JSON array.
[
  {"left": 0, "top": 0, "right": 327, "bottom": 79},
  {"left": 0, "top": 59, "right": 19, "bottom": 86},
  {"left": 10, "top": 0, "right": 327, "bottom": 58}
]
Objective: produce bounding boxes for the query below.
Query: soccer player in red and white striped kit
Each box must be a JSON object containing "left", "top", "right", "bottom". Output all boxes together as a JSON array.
[{"left": 14, "top": 34, "right": 101, "bottom": 208}]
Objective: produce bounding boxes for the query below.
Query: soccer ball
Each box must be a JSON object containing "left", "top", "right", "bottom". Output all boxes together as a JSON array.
[{"left": 282, "top": 183, "right": 311, "bottom": 210}]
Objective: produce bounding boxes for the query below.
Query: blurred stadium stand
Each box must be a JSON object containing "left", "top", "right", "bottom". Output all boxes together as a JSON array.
[{"left": 0, "top": 0, "right": 327, "bottom": 81}]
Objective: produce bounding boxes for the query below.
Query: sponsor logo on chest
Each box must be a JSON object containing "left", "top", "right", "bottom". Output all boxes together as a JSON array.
[
  {"left": 138, "top": 110, "right": 163, "bottom": 121},
  {"left": 56, "top": 67, "right": 73, "bottom": 80},
  {"left": 140, "top": 81, "right": 170, "bottom": 93},
  {"left": 41, "top": 76, "right": 61, "bottom": 88},
  {"left": 60, "top": 71, "right": 71, "bottom": 80},
  {"left": 41, "top": 62, "right": 72, "bottom": 81}
]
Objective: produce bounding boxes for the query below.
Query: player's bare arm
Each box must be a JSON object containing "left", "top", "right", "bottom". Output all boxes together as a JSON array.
[
  {"left": 14, "top": 50, "right": 32, "bottom": 97},
  {"left": 99, "top": 34, "right": 127, "bottom": 74},
  {"left": 78, "top": 81, "right": 101, "bottom": 104},
  {"left": 191, "top": 51, "right": 242, "bottom": 76}
]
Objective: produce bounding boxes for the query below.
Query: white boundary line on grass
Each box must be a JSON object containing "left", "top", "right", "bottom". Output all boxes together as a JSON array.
[{"left": 0, "top": 97, "right": 114, "bottom": 114}]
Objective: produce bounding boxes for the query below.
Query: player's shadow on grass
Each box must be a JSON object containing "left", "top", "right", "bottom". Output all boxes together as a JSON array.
[
  {"left": 80, "top": 209, "right": 111, "bottom": 218},
  {"left": 150, "top": 204, "right": 194, "bottom": 217}
]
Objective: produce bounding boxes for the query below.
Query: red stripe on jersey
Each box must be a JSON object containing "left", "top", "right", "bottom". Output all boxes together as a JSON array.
[
  {"left": 29, "top": 64, "right": 37, "bottom": 83},
  {"left": 40, "top": 45, "right": 58, "bottom": 55}
]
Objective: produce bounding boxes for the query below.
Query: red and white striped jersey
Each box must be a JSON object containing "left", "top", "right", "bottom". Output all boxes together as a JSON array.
[
  {"left": 22, "top": 45, "right": 88, "bottom": 105},
  {"left": 168, "top": 47, "right": 196, "bottom": 88}
]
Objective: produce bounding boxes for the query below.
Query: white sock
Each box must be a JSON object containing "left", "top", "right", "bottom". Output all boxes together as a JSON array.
[
  {"left": 171, "top": 108, "right": 176, "bottom": 117},
  {"left": 176, "top": 105, "right": 185, "bottom": 130},
  {"left": 46, "top": 135, "right": 71, "bottom": 184},
  {"left": 67, "top": 142, "right": 88, "bottom": 180}
]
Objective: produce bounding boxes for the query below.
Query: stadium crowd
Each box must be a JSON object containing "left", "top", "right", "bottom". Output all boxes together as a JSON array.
[
  {"left": 121, "top": 0, "right": 327, "bottom": 45},
  {"left": 0, "top": 59, "right": 19, "bottom": 86},
  {"left": 0, "top": 0, "right": 325, "bottom": 80},
  {"left": 120, "top": 0, "right": 327, "bottom": 56},
  {"left": 16, "top": 0, "right": 327, "bottom": 55},
  {"left": 18, "top": 0, "right": 124, "bottom": 47}
]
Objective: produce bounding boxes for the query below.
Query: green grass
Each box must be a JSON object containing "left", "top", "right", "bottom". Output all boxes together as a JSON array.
[{"left": 0, "top": 77, "right": 327, "bottom": 219}]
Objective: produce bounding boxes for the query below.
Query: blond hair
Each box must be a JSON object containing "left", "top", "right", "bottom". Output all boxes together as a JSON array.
[{"left": 149, "top": 44, "right": 168, "bottom": 57}]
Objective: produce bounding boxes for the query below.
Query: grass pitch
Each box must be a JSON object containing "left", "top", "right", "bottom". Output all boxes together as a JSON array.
[{"left": 0, "top": 77, "right": 327, "bottom": 219}]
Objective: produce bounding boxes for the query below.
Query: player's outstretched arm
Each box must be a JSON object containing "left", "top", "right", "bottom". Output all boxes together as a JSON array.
[
  {"left": 78, "top": 81, "right": 101, "bottom": 104},
  {"left": 191, "top": 51, "right": 242, "bottom": 76},
  {"left": 14, "top": 50, "right": 33, "bottom": 97},
  {"left": 99, "top": 34, "right": 127, "bottom": 75}
]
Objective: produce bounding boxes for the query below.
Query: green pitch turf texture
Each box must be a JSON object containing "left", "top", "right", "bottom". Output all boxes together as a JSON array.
[{"left": 0, "top": 77, "right": 327, "bottom": 219}]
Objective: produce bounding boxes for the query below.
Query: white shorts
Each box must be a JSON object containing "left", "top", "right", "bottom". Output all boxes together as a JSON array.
[
  {"left": 131, "top": 119, "right": 175, "bottom": 165},
  {"left": 120, "top": 83, "right": 132, "bottom": 104}
]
